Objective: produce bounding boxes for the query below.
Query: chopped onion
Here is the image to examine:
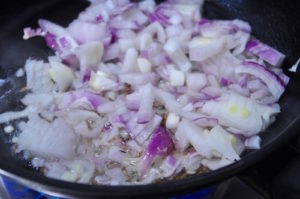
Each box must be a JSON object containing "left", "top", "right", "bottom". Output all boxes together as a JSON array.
[
  {"left": 164, "top": 38, "right": 192, "bottom": 72},
  {"left": 236, "top": 61, "right": 286, "bottom": 99},
  {"left": 49, "top": 61, "right": 74, "bottom": 92},
  {"left": 75, "top": 41, "right": 104, "bottom": 67},
  {"left": 189, "top": 37, "right": 226, "bottom": 62},
  {"left": 3, "top": 0, "right": 290, "bottom": 185},
  {"left": 245, "top": 40, "right": 285, "bottom": 67},
  {"left": 244, "top": 135, "right": 261, "bottom": 149},
  {"left": 137, "top": 83, "right": 154, "bottom": 124},
  {"left": 137, "top": 126, "right": 174, "bottom": 177}
]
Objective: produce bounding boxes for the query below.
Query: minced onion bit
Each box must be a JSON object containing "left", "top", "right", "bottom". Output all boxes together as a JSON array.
[{"left": 0, "top": 0, "right": 290, "bottom": 185}]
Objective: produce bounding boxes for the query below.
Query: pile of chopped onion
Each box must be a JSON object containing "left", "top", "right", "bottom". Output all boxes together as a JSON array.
[{"left": 0, "top": 0, "right": 289, "bottom": 185}]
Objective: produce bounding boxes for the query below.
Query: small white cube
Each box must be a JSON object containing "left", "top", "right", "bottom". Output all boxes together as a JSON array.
[
  {"left": 137, "top": 57, "right": 152, "bottom": 73},
  {"left": 15, "top": 68, "right": 25, "bottom": 77},
  {"left": 89, "top": 71, "right": 107, "bottom": 90},
  {"left": 89, "top": 70, "right": 118, "bottom": 91},
  {"left": 186, "top": 73, "right": 207, "bottom": 91},
  {"left": 138, "top": 33, "right": 152, "bottom": 50},
  {"left": 166, "top": 113, "right": 180, "bottom": 129},
  {"left": 169, "top": 69, "right": 185, "bottom": 86},
  {"left": 4, "top": 125, "right": 14, "bottom": 134}
]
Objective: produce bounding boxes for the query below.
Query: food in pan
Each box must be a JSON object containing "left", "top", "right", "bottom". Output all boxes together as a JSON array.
[{"left": 0, "top": 0, "right": 289, "bottom": 185}]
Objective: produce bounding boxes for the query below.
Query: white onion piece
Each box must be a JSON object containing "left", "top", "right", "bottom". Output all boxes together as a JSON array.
[
  {"left": 138, "top": 0, "right": 155, "bottom": 12},
  {"left": 107, "top": 168, "right": 128, "bottom": 185},
  {"left": 67, "top": 20, "right": 109, "bottom": 44},
  {"left": 137, "top": 83, "right": 154, "bottom": 124},
  {"left": 143, "top": 21, "right": 166, "bottom": 43},
  {"left": 166, "top": 112, "right": 180, "bottom": 129},
  {"left": 71, "top": 159, "right": 95, "bottom": 183},
  {"left": 137, "top": 33, "right": 153, "bottom": 50},
  {"left": 137, "top": 57, "right": 152, "bottom": 73},
  {"left": 108, "top": 146, "right": 124, "bottom": 163},
  {"left": 154, "top": 88, "right": 182, "bottom": 114},
  {"left": 182, "top": 119, "right": 240, "bottom": 160},
  {"left": 103, "top": 43, "right": 120, "bottom": 61},
  {"left": 159, "top": 156, "right": 182, "bottom": 178},
  {"left": 0, "top": 107, "right": 36, "bottom": 124},
  {"left": 164, "top": 38, "right": 191, "bottom": 72},
  {"left": 118, "top": 39, "right": 136, "bottom": 52},
  {"left": 15, "top": 68, "right": 25, "bottom": 77},
  {"left": 169, "top": 68, "right": 185, "bottom": 86},
  {"left": 115, "top": 29, "right": 136, "bottom": 39},
  {"left": 189, "top": 37, "right": 226, "bottom": 62},
  {"left": 118, "top": 72, "right": 157, "bottom": 86},
  {"left": 182, "top": 152, "right": 202, "bottom": 174},
  {"left": 175, "top": 121, "right": 189, "bottom": 151},
  {"left": 25, "top": 59, "right": 54, "bottom": 93},
  {"left": 230, "top": 31, "right": 250, "bottom": 55},
  {"left": 166, "top": 25, "right": 184, "bottom": 38},
  {"left": 186, "top": 73, "right": 207, "bottom": 92},
  {"left": 125, "top": 7, "right": 148, "bottom": 26},
  {"left": 17, "top": 116, "right": 77, "bottom": 159},
  {"left": 21, "top": 93, "right": 54, "bottom": 110},
  {"left": 236, "top": 61, "right": 286, "bottom": 99},
  {"left": 75, "top": 41, "right": 104, "bottom": 67},
  {"left": 39, "top": 19, "right": 69, "bottom": 37},
  {"left": 122, "top": 48, "right": 138, "bottom": 73},
  {"left": 49, "top": 61, "right": 74, "bottom": 92},
  {"left": 125, "top": 91, "right": 141, "bottom": 110},
  {"left": 135, "top": 114, "right": 162, "bottom": 144},
  {"left": 201, "top": 158, "right": 233, "bottom": 170},
  {"left": 89, "top": 71, "right": 118, "bottom": 91},
  {"left": 174, "top": 3, "right": 201, "bottom": 21},
  {"left": 202, "top": 93, "right": 279, "bottom": 136},
  {"left": 245, "top": 135, "right": 261, "bottom": 149}
]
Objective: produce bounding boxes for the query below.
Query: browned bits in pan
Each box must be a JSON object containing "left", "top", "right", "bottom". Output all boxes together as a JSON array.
[
  {"left": 123, "top": 83, "right": 132, "bottom": 95},
  {"left": 106, "top": 160, "right": 121, "bottom": 169}
]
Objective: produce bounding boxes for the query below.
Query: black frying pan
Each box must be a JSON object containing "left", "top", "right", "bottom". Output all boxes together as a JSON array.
[{"left": 1, "top": 0, "right": 300, "bottom": 198}]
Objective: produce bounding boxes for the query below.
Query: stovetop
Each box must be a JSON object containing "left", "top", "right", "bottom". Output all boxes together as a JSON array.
[{"left": 1, "top": 134, "right": 300, "bottom": 199}]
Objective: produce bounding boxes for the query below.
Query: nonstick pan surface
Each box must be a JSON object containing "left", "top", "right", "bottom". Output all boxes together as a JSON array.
[{"left": 0, "top": 0, "right": 300, "bottom": 198}]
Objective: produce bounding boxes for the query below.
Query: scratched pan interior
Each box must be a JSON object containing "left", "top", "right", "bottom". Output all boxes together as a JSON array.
[{"left": 0, "top": 0, "right": 300, "bottom": 198}]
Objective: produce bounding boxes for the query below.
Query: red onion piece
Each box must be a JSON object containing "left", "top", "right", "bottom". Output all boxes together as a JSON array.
[
  {"left": 236, "top": 61, "right": 286, "bottom": 99},
  {"left": 245, "top": 40, "right": 285, "bottom": 66},
  {"left": 137, "top": 126, "right": 174, "bottom": 177}
]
